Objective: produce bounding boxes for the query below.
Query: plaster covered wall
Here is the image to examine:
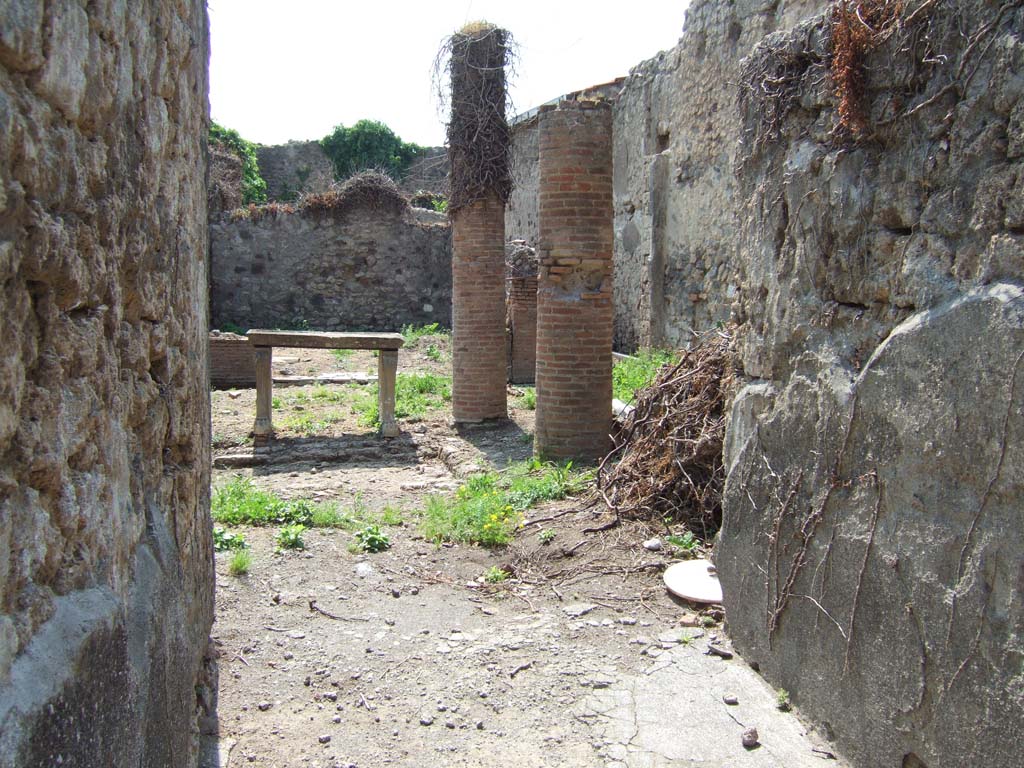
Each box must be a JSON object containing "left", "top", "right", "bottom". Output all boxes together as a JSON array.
[
  {"left": 717, "top": 3, "right": 1024, "bottom": 766},
  {"left": 611, "top": 0, "right": 826, "bottom": 350},
  {"left": 211, "top": 207, "right": 452, "bottom": 332},
  {"left": 0, "top": 1, "right": 214, "bottom": 766}
]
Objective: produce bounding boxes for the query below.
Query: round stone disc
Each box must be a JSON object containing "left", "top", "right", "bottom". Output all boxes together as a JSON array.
[{"left": 663, "top": 559, "right": 723, "bottom": 604}]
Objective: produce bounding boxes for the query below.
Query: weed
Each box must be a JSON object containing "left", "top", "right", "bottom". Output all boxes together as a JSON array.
[
  {"left": 421, "top": 459, "right": 593, "bottom": 547},
  {"left": 484, "top": 566, "right": 509, "bottom": 583},
  {"left": 212, "top": 525, "right": 247, "bottom": 552},
  {"left": 351, "top": 524, "right": 391, "bottom": 553},
  {"left": 272, "top": 396, "right": 282, "bottom": 410},
  {"left": 280, "top": 410, "right": 343, "bottom": 436},
  {"left": 402, "top": 323, "right": 447, "bottom": 344},
  {"left": 331, "top": 348, "right": 355, "bottom": 364},
  {"left": 425, "top": 343, "right": 444, "bottom": 362},
  {"left": 276, "top": 524, "right": 306, "bottom": 551},
  {"left": 666, "top": 531, "right": 698, "bottom": 551},
  {"left": 228, "top": 548, "right": 253, "bottom": 576},
  {"left": 776, "top": 688, "right": 792, "bottom": 712},
  {"left": 701, "top": 615, "right": 716, "bottom": 628},
  {"left": 613, "top": 349, "right": 678, "bottom": 403},
  {"left": 379, "top": 505, "right": 405, "bottom": 526},
  {"left": 352, "top": 373, "right": 451, "bottom": 427},
  {"left": 538, "top": 528, "right": 556, "bottom": 545},
  {"left": 310, "top": 504, "right": 347, "bottom": 528},
  {"left": 212, "top": 477, "right": 335, "bottom": 528},
  {"left": 515, "top": 387, "right": 536, "bottom": 410}
]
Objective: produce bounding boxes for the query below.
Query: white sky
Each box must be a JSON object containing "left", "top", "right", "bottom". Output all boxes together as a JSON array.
[{"left": 208, "top": 0, "right": 692, "bottom": 147}]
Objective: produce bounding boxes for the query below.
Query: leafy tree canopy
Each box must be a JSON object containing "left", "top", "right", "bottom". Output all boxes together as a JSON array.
[
  {"left": 320, "top": 119, "right": 423, "bottom": 181},
  {"left": 210, "top": 122, "right": 267, "bottom": 204}
]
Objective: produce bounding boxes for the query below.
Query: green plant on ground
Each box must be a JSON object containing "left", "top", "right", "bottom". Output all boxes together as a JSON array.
[
  {"left": 280, "top": 410, "right": 343, "bottom": 436},
  {"left": 613, "top": 348, "right": 678, "bottom": 403},
  {"left": 228, "top": 548, "right": 253, "bottom": 576},
  {"left": 515, "top": 387, "right": 536, "bottom": 410},
  {"left": 351, "top": 524, "right": 391, "bottom": 553},
  {"left": 484, "top": 566, "right": 509, "bottom": 583},
  {"left": 776, "top": 689, "right": 792, "bottom": 712},
  {"left": 422, "top": 458, "right": 593, "bottom": 547},
  {"left": 425, "top": 343, "right": 444, "bottom": 362},
  {"left": 209, "top": 122, "right": 267, "bottom": 204},
  {"left": 666, "top": 531, "right": 698, "bottom": 551},
  {"left": 276, "top": 524, "right": 306, "bottom": 551},
  {"left": 401, "top": 322, "right": 448, "bottom": 344},
  {"left": 538, "top": 528, "right": 556, "bottom": 545},
  {"left": 379, "top": 505, "right": 405, "bottom": 526},
  {"left": 271, "top": 396, "right": 282, "bottom": 410},
  {"left": 353, "top": 373, "right": 451, "bottom": 427},
  {"left": 213, "top": 477, "right": 334, "bottom": 527},
  {"left": 331, "top": 348, "right": 355, "bottom": 364},
  {"left": 213, "top": 525, "right": 247, "bottom": 552}
]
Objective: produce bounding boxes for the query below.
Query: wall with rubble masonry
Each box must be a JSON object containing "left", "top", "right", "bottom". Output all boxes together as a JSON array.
[
  {"left": 0, "top": 1, "right": 214, "bottom": 766},
  {"left": 210, "top": 206, "right": 452, "bottom": 333},
  {"left": 717, "top": 3, "right": 1024, "bottom": 767}
]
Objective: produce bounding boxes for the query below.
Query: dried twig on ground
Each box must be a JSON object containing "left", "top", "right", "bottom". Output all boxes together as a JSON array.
[{"left": 596, "top": 327, "right": 735, "bottom": 540}]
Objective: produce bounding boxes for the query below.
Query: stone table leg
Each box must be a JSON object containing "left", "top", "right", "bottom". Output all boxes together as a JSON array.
[
  {"left": 378, "top": 349, "right": 399, "bottom": 437},
  {"left": 252, "top": 346, "right": 273, "bottom": 446}
]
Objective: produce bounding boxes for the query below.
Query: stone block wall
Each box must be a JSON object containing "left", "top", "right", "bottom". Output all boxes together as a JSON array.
[
  {"left": 210, "top": 207, "right": 451, "bottom": 332},
  {"left": 0, "top": 1, "right": 214, "bottom": 766},
  {"left": 534, "top": 101, "right": 614, "bottom": 460},
  {"left": 717, "top": 4, "right": 1024, "bottom": 767}
]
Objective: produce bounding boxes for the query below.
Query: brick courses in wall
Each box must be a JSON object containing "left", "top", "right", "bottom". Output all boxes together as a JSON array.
[
  {"left": 451, "top": 195, "right": 508, "bottom": 421},
  {"left": 534, "top": 101, "right": 614, "bottom": 460},
  {"left": 507, "top": 276, "right": 538, "bottom": 384}
]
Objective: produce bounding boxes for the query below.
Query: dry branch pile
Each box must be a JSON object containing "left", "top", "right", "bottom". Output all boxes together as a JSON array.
[
  {"left": 597, "top": 328, "right": 735, "bottom": 540},
  {"left": 439, "top": 22, "right": 513, "bottom": 212}
]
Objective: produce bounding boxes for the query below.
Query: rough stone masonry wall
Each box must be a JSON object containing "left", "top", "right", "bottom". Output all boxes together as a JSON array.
[
  {"left": 716, "top": 3, "right": 1024, "bottom": 767},
  {"left": 534, "top": 101, "right": 614, "bottom": 460},
  {"left": 256, "top": 140, "right": 335, "bottom": 202},
  {"left": 611, "top": 0, "right": 825, "bottom": 350},
  {"left": 0, "top": 2, "right": 214, "bottom": 767},
  {"left": 210, "top": 207, "right": 451, "bottom": 332}
]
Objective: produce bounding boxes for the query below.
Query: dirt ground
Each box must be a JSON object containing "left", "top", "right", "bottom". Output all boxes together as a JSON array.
[{"left": 204, "top": 340, "right": 846, "bottom": 768}]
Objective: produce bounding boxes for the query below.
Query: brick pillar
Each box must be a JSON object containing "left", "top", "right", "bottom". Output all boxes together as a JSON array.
[
  {"left": 452, "top": 193, "right": 508, "bottom": 421},
  {"left": 508, "top": 275, "right": 538, "bottom": 384},
  {"left": 535, "top": 101, "right": 614, "bottom": 460}
]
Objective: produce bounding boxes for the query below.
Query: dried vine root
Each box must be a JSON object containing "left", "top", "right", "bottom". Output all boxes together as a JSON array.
[{"left": 596, "top": 327, "right": 736, "bottom": 540}]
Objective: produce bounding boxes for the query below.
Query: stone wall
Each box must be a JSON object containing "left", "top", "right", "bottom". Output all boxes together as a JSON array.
[
  {"left": 257, "top": 141, "right": 450, "bottom": 202},
  {"left": 0, "top": 1, "right": 213, "bottom": 766},
  {"left": 507, "top": 115, "right": 541, "bottom": 246},
  {"left": 210, "top": 206, "right": 451, "bottom": 332},
  {"left": 717, "top": 4, "right": 1024, "bottom": 767},
  {"left": 256, "top": 140, "right": 334, "bottom": 202},
  {"left": 610, "top": 0, "right": 825, "bottom": 350}
]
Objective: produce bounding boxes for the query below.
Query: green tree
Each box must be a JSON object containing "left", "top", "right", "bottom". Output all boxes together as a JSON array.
[
  {"left": 209, "top": 122, "right": 267, "bottom": 204},
  {"left": 320, "top": 119, "right": 422, "bottom": 181}
]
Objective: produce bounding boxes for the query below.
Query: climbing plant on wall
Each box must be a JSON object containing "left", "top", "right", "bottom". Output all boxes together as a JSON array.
[
  {"left": 320, "top": 119, "right": 423, "bottom": 181},
  {"left": 209, "top": 122, "right": 268, "bottom": 204}
]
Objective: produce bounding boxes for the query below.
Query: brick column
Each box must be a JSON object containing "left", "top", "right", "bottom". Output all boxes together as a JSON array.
[
  {"left": 507, "top": 275, "right": 538, "bottom": 384},
  {"left": 452, "top": 193, "right": 508, "bottom": 421},
  {"left": 534, "top": 101, "right": 614, "bottom": 460}
]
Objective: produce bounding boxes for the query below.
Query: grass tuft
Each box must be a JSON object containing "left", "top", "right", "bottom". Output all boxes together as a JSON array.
[
  {"left": 228, "top": 549, "right": 252, "bottom": 576},
  {"left": 422, "top": 458, "right": 592, "bottom": 547},
  {"left": 612, "top": 349, "right": 678, "bottom": 403}
]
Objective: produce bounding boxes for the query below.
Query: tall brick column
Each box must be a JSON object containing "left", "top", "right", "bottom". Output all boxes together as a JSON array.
[
  {"left": 447, "top": 23, "right": 511, "bottom": 423},
  {"left": 452, "top": 194, "right": 508, "bottom": 420},
  {"left": 535, "top": 101, "right": 614, "bottom": 460}
]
